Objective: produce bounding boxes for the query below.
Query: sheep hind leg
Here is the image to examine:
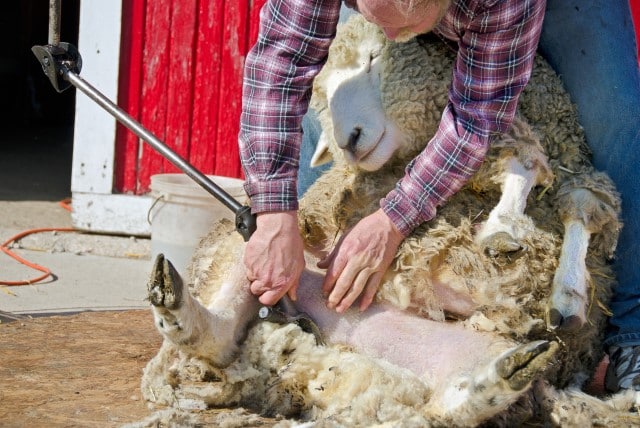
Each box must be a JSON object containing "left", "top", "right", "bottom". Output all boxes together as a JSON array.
[
  {"left": 148, "top": 253, "right": 255, "bottom": 367},
  {"left": 435, "top": 340, "right": 559, "bottom": 425},
  {"left": 148, "top": 254, "right": 187, "bottom": 339}
]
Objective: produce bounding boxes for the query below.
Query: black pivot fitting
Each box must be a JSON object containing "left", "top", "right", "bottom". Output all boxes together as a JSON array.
[{"left": 31, "top": 43, "right": 82, "bottom": 93}]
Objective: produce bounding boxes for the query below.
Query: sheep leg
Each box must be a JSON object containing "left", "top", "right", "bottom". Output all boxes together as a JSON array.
[
  {"left": 475, "top": 156, "right": 540, "bottom": 257},
  {"left": 148, "top": 253, "right": 260, "bottom": 367},
  {"left": 547, "top": 176, "right": 621, "bottom": 331},
  {"left": 434, "top": 340, "right": 559, "bottom": 424},
  {"left": 475, "top": 119, "right": 553, "bottom": 258},
  {"left": 547, "top": 220, "right": 591, "bottom": 330}
]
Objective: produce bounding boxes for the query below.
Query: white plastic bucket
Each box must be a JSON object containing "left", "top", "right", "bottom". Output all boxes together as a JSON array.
[{"left": 149, "top": 173, "right": 246, "bottom": 275}]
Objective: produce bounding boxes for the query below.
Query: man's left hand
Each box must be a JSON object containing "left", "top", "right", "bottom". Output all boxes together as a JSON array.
[{"left": 318, "top": 208, "right": 404, "bottom": 313}]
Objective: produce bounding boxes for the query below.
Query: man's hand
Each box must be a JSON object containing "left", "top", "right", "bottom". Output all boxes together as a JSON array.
[
  {"left": 318, "top": 208, "right": 404, "bottom": 313},
  {"left": 243, "top": 211, "right": 305, "bottom": 306}
]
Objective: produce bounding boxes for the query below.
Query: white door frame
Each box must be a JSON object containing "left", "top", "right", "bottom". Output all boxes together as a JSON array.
[{"left": 71, "top": 1, "right": 151, "bottom": 236}]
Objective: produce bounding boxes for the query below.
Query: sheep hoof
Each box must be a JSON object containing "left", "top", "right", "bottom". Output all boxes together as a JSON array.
[
  {"left": 547, "top": 286, "right": 587, "bottom": 332},
  {"left": 496, "top": 340, "right": 558, "bottom": 391},
  {"left": 547, "top": 308, "right": 584, "bottom": 332},
  {"left": 481, "top": 232, "right": 525, "bottom": 259},
  {"left": 148, "top": 253, "right": 183, "bottom": 310}
]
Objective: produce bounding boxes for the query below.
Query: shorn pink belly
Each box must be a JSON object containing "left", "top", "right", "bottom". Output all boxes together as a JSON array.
[{"left": 293, "top": 269, "right": 504, "bottom": 380}]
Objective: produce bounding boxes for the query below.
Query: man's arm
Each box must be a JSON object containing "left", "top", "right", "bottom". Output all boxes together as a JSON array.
[
  {"left": 239, "top": 0, "right": 341, "bottom": 213},
  {"left": 238, "top": 0, "right": 341, "bottom": 305},
  {"left": 382, "top": 0, "right": 547, "bottom": 235}
]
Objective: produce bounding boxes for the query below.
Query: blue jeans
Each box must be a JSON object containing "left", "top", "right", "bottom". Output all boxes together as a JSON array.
[
  {"left": 539, "top": 0, "right": 640, "bottom": 349},
  {"left": 298, "top": 108, "right": 332, "bottom": 198},
  {"left": 298, "top": 1, "right": 640, "bottom": 349}
]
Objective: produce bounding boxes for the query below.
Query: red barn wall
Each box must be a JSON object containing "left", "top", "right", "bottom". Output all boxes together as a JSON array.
[
  {"left": 111, "top": 0, "right": 640, "bottom": 196},
  {"left": 114, "top": 0, "right": 266, "bottom": 195}
]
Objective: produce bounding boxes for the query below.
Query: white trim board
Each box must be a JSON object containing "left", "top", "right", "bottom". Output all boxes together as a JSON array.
[
  {"left": 72, "top": 1, "right": 122, "bottom": 195},
  {"left": 72, "top": 193, "right": 152, "bottom": 236},
  {"left": 71, "top": 1, "right": 152, "bottom": 236}
]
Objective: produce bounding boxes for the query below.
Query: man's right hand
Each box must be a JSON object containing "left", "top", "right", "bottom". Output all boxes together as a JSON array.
[{"left": 243, "top": 211, "right": 305, "bottom": 306}]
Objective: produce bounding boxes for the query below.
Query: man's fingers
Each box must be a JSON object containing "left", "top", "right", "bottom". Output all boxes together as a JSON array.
[
  {"left": 335, "top": 268, "right": 372, "bottom": 313},
  {"left": 251, "top": 277, "right": 300, "bottom": 305},
  {"left": 242, "top": 210, "right": 306, "bottom": 307},
  {"left": 326, "top": 258, "right": 360, "bottom": 309},
  {"left": 258, "top": 287, "right": 288, "bottom": 306},
  {"left": 250, "top": 279, "right": 268, "bottom": 296},
  {"left": 321, "top": 253, "right": 344, "bottom": 296},
  {"left": 359, "top": 271, "right": 383, "bottom": 311}
]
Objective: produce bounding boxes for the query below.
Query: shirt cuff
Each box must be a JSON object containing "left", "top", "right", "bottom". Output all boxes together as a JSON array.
[
  {"left": 381, "top": 190, "right": 435, "bottom": 238},
  {"left": 243, "top": 179, "right": 299, "bottom": 214}
]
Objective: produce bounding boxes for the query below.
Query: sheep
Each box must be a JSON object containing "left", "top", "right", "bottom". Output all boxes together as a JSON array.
[
  {"left": 140, "top": 14, "right": 637, "bottom": 427},
  {"left": 143, "top": 236, "right": 564, "bottom": 427},
  {"left": 304, "top": 15, "right": 621, "bottom": 336},
  {"left": 301, "top": 14, "right": 624, "bottom": 380}
]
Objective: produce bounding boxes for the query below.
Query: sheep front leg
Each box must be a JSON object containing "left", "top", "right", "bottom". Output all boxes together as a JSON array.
[
  {"left": 547, "top": 175, "right": 621, "bottom": 331},
  {"left": 474, "top": 119, "right": 553, "bottom": 258},
  {"left": 547, "top": 219, "right": 591, "bottom": 330},
  {"left": 148, "top": 253, "right": 260, "bottom": 367},
  {"left": 475, "top": 156, "right": 541, "bottom": 257}
]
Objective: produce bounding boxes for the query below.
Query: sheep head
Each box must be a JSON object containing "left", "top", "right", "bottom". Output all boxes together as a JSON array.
[{"left": 310, "top": 15, "right": 452, "bottom": 172}]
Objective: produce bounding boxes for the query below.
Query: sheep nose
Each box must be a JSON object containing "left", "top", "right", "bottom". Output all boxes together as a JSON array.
[{"left": 347, "top": 127, "right": 362, "bottom": 154}]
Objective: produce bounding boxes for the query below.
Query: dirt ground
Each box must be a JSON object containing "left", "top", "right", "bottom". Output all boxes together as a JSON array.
[
  {"left": 0, "top": 311, "right": 160, "bottom": 426},
  {"left": 0, "top": 310, "right": 285, "bottom": 427},
  {"left": 0, "top": 123, "right": 278, "bottom": 426}
]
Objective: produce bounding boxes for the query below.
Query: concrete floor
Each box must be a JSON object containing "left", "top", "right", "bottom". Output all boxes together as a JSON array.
[{"left": 0, "top": 126, "right": 152, "bottom": 319}]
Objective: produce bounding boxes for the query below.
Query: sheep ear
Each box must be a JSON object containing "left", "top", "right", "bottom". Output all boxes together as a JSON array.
[{"left": 309, "top": 131, "right": 333, "bottom": 167}]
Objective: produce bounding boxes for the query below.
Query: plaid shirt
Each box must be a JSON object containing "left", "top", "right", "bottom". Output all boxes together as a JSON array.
[{"left": 239, "top": 0, "right": 546, "bottom": 236}]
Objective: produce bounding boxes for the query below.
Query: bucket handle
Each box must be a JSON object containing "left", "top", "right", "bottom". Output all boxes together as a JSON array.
[{"left": 147, "top": 194, "right": 166, "bottom": 225}]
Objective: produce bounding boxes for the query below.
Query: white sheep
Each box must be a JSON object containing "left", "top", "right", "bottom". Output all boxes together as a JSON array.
[
  {"left": 143, "top": 238, "right": 564, "bottom": 427},
  {"left": 305, "top": 15, "right": 621, "bottom": 335},
  {"left": 140, "top": 15, "right": 637, "bottom": 427}
]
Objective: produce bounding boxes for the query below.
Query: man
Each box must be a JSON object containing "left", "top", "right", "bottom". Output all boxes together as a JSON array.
[{"left": 238, "top": 0, "right": 545, "bottom": 313}]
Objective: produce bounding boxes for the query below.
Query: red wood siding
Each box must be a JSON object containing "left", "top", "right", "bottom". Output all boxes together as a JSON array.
[
  {"left": 114, "top": 0, "right": 145, "bottom": 193},
  {"left": 632, "top": 0, "right": 640, "bottom": 65},
  {"left": 115, "top": 0, "right": 266, "bottom": 194}
]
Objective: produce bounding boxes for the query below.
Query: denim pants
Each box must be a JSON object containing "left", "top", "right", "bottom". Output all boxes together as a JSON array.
[{"left": 298, "top": 1, "right": 640, "bottom": 349}]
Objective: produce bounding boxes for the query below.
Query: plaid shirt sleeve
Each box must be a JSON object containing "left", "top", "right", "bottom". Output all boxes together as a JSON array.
[
  {"left": 382, "top": 0, "right": 546, "bottom": 236},
  {"left": 239, "top": 0, "right": 342, "bottom": 214}
]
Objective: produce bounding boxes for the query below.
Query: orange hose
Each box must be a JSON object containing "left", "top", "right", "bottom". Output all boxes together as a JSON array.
[
  {"left": 58, "top": 197, "right": 72, "bottom": 212},
  {"left": 1, "top": 227, "right": 76, "bottom": 286}
]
